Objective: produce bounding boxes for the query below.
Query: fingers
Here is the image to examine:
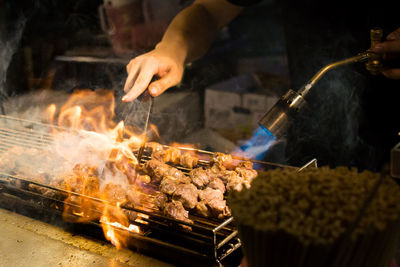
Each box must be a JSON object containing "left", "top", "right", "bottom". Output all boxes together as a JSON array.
[
  {"left": 372, "top": 40, "right": 400, "bottom": 54},
  {"left": 122, "top": 61, "right": 157, "bottom": 102},
  {"left": 382, "top": 68, "right": 400, "bottom": 79},
  {"left": 387, "top": 28, "right": 400, "bottom": 41},
  {"left": 148, "top": 67, "right": 183, "bottom": 97},
  {"left": 123, "top": 60, "right": 140, "bottom": 93}
]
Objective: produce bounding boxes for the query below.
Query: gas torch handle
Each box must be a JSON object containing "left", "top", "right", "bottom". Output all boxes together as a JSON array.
[{"left": 366, "top": 27, "right": 384, "bottom": 75}]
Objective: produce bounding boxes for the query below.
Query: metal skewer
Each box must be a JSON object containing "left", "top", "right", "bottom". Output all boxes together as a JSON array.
[{"left": 137, "top": 91, "right": 153, "bottom": 164}]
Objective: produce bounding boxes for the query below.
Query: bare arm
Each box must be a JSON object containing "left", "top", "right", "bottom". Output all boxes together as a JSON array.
[
  {"left": 122, "top": 0, "right": 243, "bottom": 102},
  {"left": 160, "top": 0, "right": 243, "bottom": 63}
]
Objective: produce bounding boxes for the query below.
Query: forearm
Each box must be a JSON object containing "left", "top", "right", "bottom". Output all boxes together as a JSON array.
[{"left": 156, "top": 1, "right": 243, "bottom": 63}]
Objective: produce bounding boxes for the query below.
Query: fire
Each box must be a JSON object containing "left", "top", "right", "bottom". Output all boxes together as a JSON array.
[
  {"left": 100, "top": 203, "right": 140, "bottom": 249},
  {"left": 45, "top": 104, "right": 56, "bottom": 124},
  {"left": 149, "top": 123, "right": 160, "bottom": 139},
  {"left": 45, "top": 89, "right": 151, "bottom": 249}
]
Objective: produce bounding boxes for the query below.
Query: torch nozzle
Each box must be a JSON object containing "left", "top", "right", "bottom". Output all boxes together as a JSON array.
[{"left": 298, "top": 52, "right": 372, "bottom": 97}]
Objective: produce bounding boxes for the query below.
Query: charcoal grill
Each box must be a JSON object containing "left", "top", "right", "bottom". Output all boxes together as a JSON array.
[{"left": 0, "top": 114, "right": 302, "bottom": 266}]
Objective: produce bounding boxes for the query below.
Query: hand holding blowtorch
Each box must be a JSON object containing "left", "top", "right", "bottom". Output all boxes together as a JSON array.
[
  {"left": 258, "top": 27, "right": 396, "bottom": 139},
  {"left": 371, "top": 27, "right": 400, "bottom": 79}
]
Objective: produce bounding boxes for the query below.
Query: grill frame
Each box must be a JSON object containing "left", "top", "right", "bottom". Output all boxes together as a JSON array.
[{"left": 0, "top": 114, "right": 303, "bottom": 265}]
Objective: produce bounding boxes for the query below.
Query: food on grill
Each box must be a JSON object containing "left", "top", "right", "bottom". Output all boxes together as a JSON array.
[
  {"left": 153, "top": 192, "right": 168, "bottom": 210},
  {"left": 140, "top": 146, "right": 256, "bottom": 222},
  {"left": 0, "top": 139, "right": 258, "bottom": 232},
  {"left": 103, "top": 183, "right": 127, "bottom": 203},
  {"left": 235, "top": 163, "right": 257, "bottom": 180},
  {"left": 229, "top": 167, "right": 400, "bottom": 267},
  {"left": 136, "top": 174, "right": 151, "bottom": 184},
  {"left": 122, "top": 209, "right": 138, "bottom": 222},
  {"left": 172, "top": 183, "right": 198, "bottom": 210},
  {"left": 212, "top": 152, "right": 233, "bottom": 167},
  {"left": 160, "top": 175, "right": 189, "bottom": 195},
  {"left": 164, "top": 200, "right": 193, "bottom": 224},
  {"left": 237, "top": 160, "right": 254, "bottom": 170},
  {"left": 226, "top": 172, "right": 250, "bottom": 192},
  {"left": 197, "top": 187, "right": 230, "bottom": 219},
  {"left": 180, "top": 152, "right": 199, "bottom": 169},
  {"left": 189, "top": 167, "right": 212, "bottom": 188},
  {"left": 207, "top": 178, "right": 225, "bottom": 193},
  {"left": 143, "top": 159, "right": 187, "bottom": 183},
  {"left": 152, "top": 147, "right": 199, "bottom": 169},
  {"left": 153, "top": 147, "right": 181, "bottom": 165},
  {"left": 145, "top": 142, "right": 164, "bottom": 153}
]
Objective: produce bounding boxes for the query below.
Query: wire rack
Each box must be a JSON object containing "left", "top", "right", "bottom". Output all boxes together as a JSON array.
[{"left": 0, "top": 114, "right": 302, "bottom": 265}]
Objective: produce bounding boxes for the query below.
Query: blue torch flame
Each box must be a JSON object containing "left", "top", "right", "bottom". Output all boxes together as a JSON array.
[{"left": 232, "top": 126, "right": 276, "bottom": 160}]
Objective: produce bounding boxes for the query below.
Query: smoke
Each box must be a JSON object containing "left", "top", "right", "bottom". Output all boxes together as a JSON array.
[
  {"left": 115, "top": 89, "right": 203, "bottom": 145},
  {"left": 0, "top": 14, "right": 26, "bottom": 100},
  {"left": 286, "top": 45, "right": 374, "bottom": 168}
]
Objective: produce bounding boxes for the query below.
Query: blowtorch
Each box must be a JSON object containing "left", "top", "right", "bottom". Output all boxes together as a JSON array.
[{"left": 259, "top": 28, "right": 384, "bottom": 139}]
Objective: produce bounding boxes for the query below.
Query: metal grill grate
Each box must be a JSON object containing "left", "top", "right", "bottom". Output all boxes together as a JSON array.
[{"left": 0, "top": 114, "right": 299, "bottom": 265}]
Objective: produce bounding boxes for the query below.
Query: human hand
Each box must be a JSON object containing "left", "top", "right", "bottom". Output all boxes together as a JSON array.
[
  {"left": 122, "top": 46, "right": 185, "bottom": 102},
  {"left": 372, "top": 27, "right": 400, "bottom": 79}
]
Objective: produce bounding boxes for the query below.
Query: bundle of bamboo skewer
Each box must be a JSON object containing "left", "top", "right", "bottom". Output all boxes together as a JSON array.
[{"left": 228, "top": 167, "right": 400, "bottom": 267}]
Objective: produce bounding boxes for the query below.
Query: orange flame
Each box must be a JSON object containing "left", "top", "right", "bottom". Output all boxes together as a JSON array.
[
  {"left": 45, "top": 89, "right": 148, "bottom": 249},
  {"left": 45, "top": 104, "right": 56, "bottom": 124},
  {"left": 100, "top": 203, "right": 140, "bottom": 249}
]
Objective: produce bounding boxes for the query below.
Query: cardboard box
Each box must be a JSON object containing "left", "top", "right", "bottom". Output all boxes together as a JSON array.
[{"left": 204, "top": 74, "right": 279, "bottom": 139}]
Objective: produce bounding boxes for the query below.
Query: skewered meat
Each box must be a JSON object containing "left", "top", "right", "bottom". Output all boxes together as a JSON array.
[
  {"left": 136, "top": 174, "right": 151, "bottom": 184},
  {"left": 180, "top": 152, "right": 198, "bottom": 169},
  {"left": 189, "top": 167, "right": 212, "bottom": 188},
  {"left": 209, "top": 163, "right": 226, "bottom": 176},
  {"left": 199, "top": 187, "right": 224, "bottom": 201},
  {"left": 1, "top": 136, "right": 260, "bottom": 227},
  {"left": 143, "top": 159, "right": 187, "bottom": 183},
  {"left": 122, "top": 209, "right": 138, "bottom": 222},
  {"left": 238, "top": 160, "right": 253, "bottom": 170},
  {"left": 160, "top": 176, "right": 180, "bottom": 195},
  {"left": 143, "top": 159, "right": 166, "bottom": 181},
  {"left": 235, "top": 166, "right": 257, "bottom": 183},
  {"left": 208, "top": 199, "right": 231, "bottom": 219},
  {"left": 218, "top": 170, "right": 239, "bottom": 185},
  {"left": 172, "top": 183, "right": 198, "bottom": 210},
  {"left": 207, "top": 178, "right": 225, "bottom": 193},
  {"left": 165, "top": 167, "right": 188, "bottom": 181},
  {"left": 164, "top": 200, "right": 193, "bottom": 224},
  {"left": 126, "top": 185, "right": 146, "bottom": 206},
  {"left": 103, "top": 183, "right": 127, "bottom": 203},
  {"left": 159, "top": 175, "right": 190, "bottom": 195},
  {"left": 154, "top": 192, "right": 168, "bottom": 210},
  {"left": 61, "top": 174, "right": 83, "bottom": 192},
  {"left": 145, "top": 142, "right": 164, "bottom": 153},
  {"left": 149, "top": 143, "right": 199, "bottom": 169},
  {"left": 212, "top": 152, "right": 233, "bottom": 168},
  {"left": 73, "top": 164, "right": 99, "bottom": 178},
  {"left": 211, "top": 167, "right": 256, "bottom": 192},
  {"left": 226, "top": 177, "right": 249, "bottom": 192},
  {"left": 197, "top": 187, "right": 230, "bottom": 219},
  {"left": 153, "top": 147, "right": 181, "bottom": 165}
]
